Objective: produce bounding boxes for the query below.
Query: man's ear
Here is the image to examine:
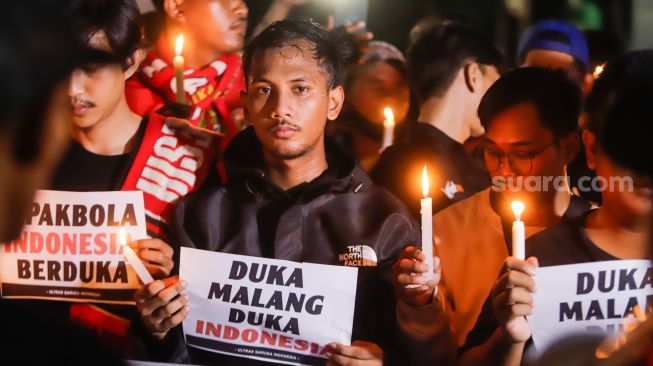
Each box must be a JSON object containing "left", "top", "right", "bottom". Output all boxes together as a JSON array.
[
  {"left": 560, "top": 132, "right": 581, "bottom": 165},
  {"left": 124, "top": 48, "right": 146, "bottom": 80},
  {"left": 164, "top": 0, "right": 186, "bottom": 23},
  {"left": 463, "top": 62, "right": 480, "bottom": 93},
  {"left": 582, "top": 129, "right": 597, "bottom": 170},
  {"left": 240, "top": 90, "right": 250, "bottom": 121},
  {"left": 327, "top": 85, "right": 345, "bottom": 121}
]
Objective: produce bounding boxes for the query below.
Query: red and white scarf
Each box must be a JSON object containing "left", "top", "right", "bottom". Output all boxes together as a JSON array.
[
  {"left": 137, "top": 34, "right": 244, "bottom": 146},
  {"left": 121, "top": 113, "right": 220, "bottom": 238}
]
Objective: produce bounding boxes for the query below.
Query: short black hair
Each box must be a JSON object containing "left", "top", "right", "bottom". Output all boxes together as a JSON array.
[
  {"left": 599, "top": 86, "right": 653, "bottom": 177},
  {"left": 585, "top": 50, "right": 653, "bottom": 134},
  {"left": 0, "top": 0, "right": 114, "bottom": 164},
  {"left": 478, "top": 67, "right": 582, "bottom": 139},
  {"left": 586, "top": 50, "right": 653, "bottom": 177},
  {"left": 70, "top": 0, "right": 142, "bottom": 68},
  {"left": 243, "top": 19, "right": 356, "bottom": 89},
  {"left": 406, "top": 19, "right": 504, "bottom": 102}
]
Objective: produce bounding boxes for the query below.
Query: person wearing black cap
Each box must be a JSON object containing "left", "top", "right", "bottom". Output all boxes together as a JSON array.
[
  {"left": 0, "top": 0, "right": 122, "bottom": 364},
  {"left": 458, "top": 50, "right": 653, "bottom": 366}
]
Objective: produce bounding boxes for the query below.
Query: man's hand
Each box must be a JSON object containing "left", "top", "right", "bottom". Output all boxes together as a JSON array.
[
  {"left": 326, "top": 341, "right": 383, "bottom": 366},
  {"left": 135, "top": 275, "right": 189, "bottom": 339},
  {"left": 326, "top": 17, "right": 374, "bottom": 51},
  {"left": 492, "top": 256, "right": 539, "bottom": 344},
  {"left": 129, "top": 238, "right": 174, "bottom": 279},
  {"left": 392, "top": 245, "right": 441, "bottom": 307}
]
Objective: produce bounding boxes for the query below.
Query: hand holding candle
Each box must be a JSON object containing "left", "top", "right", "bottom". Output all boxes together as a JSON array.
[
  {"left": 380, "top": 107, "right": 395, "bottom": 152},
  {"left": 120, "top": 227, "right": 154, "bottom": 285},
  {"left": 420, "top": 165, "right": 434, "bottom": 277},
  {"left": 173, "top": 34, "right": 186, "bottom": 104},
  {"left": 511, "top": 200, "right": 525, "bottom": 260}
]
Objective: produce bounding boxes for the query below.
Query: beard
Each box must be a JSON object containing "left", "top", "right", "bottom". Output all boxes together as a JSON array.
[{"left": 267, "top": 140, "right": 315, "bottom": 161}]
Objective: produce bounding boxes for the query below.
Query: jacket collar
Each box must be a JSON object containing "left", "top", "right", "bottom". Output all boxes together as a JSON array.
[{"left": 223, "top": 127, "right": 372, "bottom": 198}]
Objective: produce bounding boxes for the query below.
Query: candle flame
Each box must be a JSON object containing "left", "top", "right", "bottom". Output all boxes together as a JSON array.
[
  {"left": 422, "top": 165, "right": 429, "bottom": 197},
  {"left": 175, "top": 34, "right": 184, "bottom": 56},
  {"left": 511, "top": 200, "right": 525, "bottom": 221},
  {"left": 593, "top": 63, "right": 605, "bottom": 79},
  {"left": 118, "top": 227, "right": 127, "bottom": 247},
  {"left": 383, "top": 107, "right": 394, "bottom": 122}
]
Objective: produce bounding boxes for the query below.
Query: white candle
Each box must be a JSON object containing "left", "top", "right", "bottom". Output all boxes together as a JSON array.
[
  {"left": 380, "top": 107, "right": 395, "bottom": 152},
  {"left": 421, "top": 165, "right": 434, "bottom": 276},
  {"left": 173, "top": 34, "right": 186, "bottom": 104},
  {"left": 119, "top": 228, "right": 154, "bottom": 285},
  {"left": 511, "top": 200, "right": 525, "bottom": 260}
]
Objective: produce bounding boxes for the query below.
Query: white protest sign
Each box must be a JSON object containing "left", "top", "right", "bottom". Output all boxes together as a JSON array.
[
  {"left": 180, "top": 247, "right": 358, "bottom": 366},
  {"left": 0, "top": 190, "right": 147, "bottom": 304},
  {"left": 528, "top": 260, "right": 653, "bottom": 351}
]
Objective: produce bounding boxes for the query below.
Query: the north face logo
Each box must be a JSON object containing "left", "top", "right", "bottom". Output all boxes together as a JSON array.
[
  {"left": 441, "top": 180, "right": 464, "bottom": 199},
  {"left": 338, "top": 245, "right": 378, "bottom": 267}
]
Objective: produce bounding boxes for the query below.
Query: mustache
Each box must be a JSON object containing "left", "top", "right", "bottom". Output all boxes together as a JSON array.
[
  {"left": 268, "top": 119, "right": 300, "bottom": 132},
  {"left": 232, "top": 17, "right": 247, "bottom": 27},
  {"left": 71, "top": 96, "right": 95, "bottom": 108}
]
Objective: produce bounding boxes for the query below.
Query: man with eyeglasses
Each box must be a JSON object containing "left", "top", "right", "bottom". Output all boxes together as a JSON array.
[
  {"left": 458, "top": 50, "right": 653, "bottom": 366},
  {"left": 391, "top": 67, "right": 591, "bottom": 364}
]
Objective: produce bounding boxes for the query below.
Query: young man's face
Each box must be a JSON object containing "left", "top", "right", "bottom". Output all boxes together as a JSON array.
[
  {"left": 68, "top": 31, "right": 137, "bottom": 129},
  {"left": 0, "top": 84, "right": 70, "bottom": 241},
  {"left": 482, "top": 102, "right": 578, "bottom": 204},
  {"left": 182, "top": 0, "right": 248, "bottom": 54},
  {"left": 584, "top": 131, "right": 652, "bottom": 223},
  {"left": 597, "top": 151, "right": 652, "bottom": 223},
  {"left": 348, "top": 61, "right": 410, "bottom": 125},
  {"left": 242, "top": 41, "right": 344, "bottom": 161}
]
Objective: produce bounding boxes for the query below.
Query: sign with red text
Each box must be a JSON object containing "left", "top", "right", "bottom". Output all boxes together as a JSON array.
[
  {"left": 0, "top": 190, "right": 147, "bottom": 304},
  {"left": 180, "top": 247, "right": 358, "bottom": 365},
  {"left": 528, "top": 260, "right": 653, "bottom": 352}
]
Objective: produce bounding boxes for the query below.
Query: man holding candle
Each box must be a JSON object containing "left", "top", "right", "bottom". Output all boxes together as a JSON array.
[
  {"left": 126, "top": 0, "right": 249, "bottom": 141},
  {"left": 36, "top": 0, "right": 219, "bottom": 358},
  {"left": 327, "top": 41, "right": 412, "bottom": 171},
  {"left": 134, "top": 20, "right": 420, "bottom": 365},
  {"left": 517, "top": 19, "right": 601, "bottom": 207},
  {"left": 371, "top": 20, "right": 503, "bottom": 218},
  {"left": 458, "top": 51, "right": 653, "bottom": 366},
  {"left": 392, "top": 67, "right": 592, "bottom": 364}
]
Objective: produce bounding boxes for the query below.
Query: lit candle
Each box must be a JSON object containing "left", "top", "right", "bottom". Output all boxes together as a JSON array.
[
  {"left": 421, "top": 165, "right": 434, "bottom": 276},
  {"left": 173, "top": 34, "right": 186, "bottom": 104},
  {"left": 119, "top": 227, "right": 154, "bottom": 285},
  {"left": 593, "top": 63, "right": 605, "bottom": 79},
  {"left": 380, "top": 107, "right": 395, "bottom": 152},
  {"left": 510, "top": 201, "right": 525, "bottom": 260}
]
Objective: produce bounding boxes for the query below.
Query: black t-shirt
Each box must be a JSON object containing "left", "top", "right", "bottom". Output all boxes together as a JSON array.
[
  {"left": 50, "top": 140, "right": 132, "bottom": 191},
  {"left": 461, "top": 210, "right": 618, "bottom": 355},
  {"left": 13, "top": 118, "right": 150, "bottom": 358},
  {"left": 371, "top": 122, "right": 490, "bottom": 218}
]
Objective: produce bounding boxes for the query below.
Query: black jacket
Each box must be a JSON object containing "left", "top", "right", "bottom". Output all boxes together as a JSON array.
[
  {"left": 166, "top": 127, "right": 419, "bottom": 365},
  {"left": 371, "top": 122, "right": 490, "bottom": 218}
]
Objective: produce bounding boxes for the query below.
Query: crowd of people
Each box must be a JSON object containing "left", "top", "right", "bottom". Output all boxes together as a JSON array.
[{"left": 0, "top": 0, "right": 651, "bottom": 365}]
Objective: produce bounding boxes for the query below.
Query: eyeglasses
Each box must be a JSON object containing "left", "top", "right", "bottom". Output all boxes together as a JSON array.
[{"left": 482, "top": 141, "right": 557, "bottom": 175}]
